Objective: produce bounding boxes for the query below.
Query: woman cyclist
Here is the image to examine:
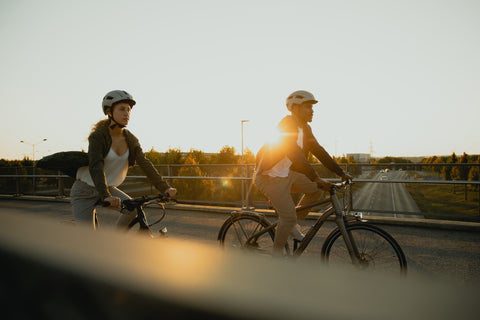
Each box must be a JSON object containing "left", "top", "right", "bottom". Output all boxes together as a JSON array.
[{"left": 70, "top": 90, "right": 176, "bottom": 228}]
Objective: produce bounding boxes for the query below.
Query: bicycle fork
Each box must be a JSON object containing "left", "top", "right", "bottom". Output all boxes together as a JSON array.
[{"left": 331, "top": 194, "right": 362, "bottom": 267}]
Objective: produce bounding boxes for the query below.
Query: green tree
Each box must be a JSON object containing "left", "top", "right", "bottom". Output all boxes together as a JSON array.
[
  {"left": 468, "top": 166, "right": 479, "bottom": 181},
  {"left": 145, "top": 147, "right": 162, "bottom": 164},
  {"left": 162, "top": 148, "right": 184, "bottom": 164},
  {"left": 432, "top": 157, "right": 444, "bottom": 174},
  {"left": 242, "top": 148, "right": 256, "bottom": 164},
  {"left": 176, "top": 155, "right": 214, "bottom": 201},
  {"left": 215, "top": 146, "right": 238, "bottom": 164},
  {"left": 187, "top": 148, "right": 208, "bottom": 164},
  {"left": 467, "top": 156, "right": 480, "bottom": 191},
  {"left": 442, "top": 153, "right": 457, "bottom": 181},
  {"left": 376, "top": 156, "right": 411, "bottom": 164},
  {"left": 459, "top": 152, "right": 470, "bottom": 181}
]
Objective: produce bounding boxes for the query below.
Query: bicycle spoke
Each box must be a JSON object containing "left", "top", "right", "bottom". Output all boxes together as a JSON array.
[
  {"left": 219, "top": 214, "right": 276, "bottom": 254},
  {"left": 322, "top": 223, "right": 407, "bottom": 274},
  {"left": 231, "top": 220, "right": 250, "bottom": 248}
]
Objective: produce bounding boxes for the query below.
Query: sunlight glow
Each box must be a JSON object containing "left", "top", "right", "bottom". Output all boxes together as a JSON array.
[
  {"left": 264, "top": 127, "right": 290, "bottom": 149},
  {"left": 222, "top": 180, "right": 231, "bottom": 188},
  {"left": 148, "top": 240, "right": 223, "bottom": 291}
]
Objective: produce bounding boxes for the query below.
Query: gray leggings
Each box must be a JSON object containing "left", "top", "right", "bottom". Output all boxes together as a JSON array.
[{"left": 70, "top": 180, "right": 136, "bottom": 229}]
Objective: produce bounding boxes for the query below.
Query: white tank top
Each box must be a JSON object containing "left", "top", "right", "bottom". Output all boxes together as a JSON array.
[
  {"left": 76, "top": 148, "right": 129, "bottom": 187},
  {"left": 264, "top": 127, "right": 303, "bottom": 178}
]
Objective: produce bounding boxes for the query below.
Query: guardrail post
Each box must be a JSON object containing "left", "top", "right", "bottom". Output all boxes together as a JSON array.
[
  {"left": 241, "top": 164, "right": 245, "bottom": 209},
  {"left": 57, "top": 172, "right": 65, "bottom": 197},
  {"left": 246, "top": 165, "right": 254, "bottom": 209},
  {"left": 15, "top": 167, "right": 20, "bottom": 196},
  {"left": 32, "top": 166, "right": 37, "bottom": 196},
  {"left": 167, "top": 165, "right": 173, "bottom": 186}
]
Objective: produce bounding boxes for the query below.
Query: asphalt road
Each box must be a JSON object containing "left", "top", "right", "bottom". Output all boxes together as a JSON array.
[
  {"left": 1, "top": 198, "right": 479, "bottom": 285},
  {"left": 353, "top": 170, "right": 424, "bottom": 218}
]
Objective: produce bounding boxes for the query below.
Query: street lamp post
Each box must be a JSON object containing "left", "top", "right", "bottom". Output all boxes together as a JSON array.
[
  {"left": 241, "top": 120, "right": 249, "bottom": 209},
  {"left": 20, "top": 138, "right": 47, "bottom": 162},
  {"left": 20, "top": 138, "right": 47, "bottom": 195}
]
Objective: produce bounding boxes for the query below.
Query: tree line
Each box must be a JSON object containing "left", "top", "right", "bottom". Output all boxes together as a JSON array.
[
  {"left": 2, "top": 149, "right": 477, "bottom": 180},
  {"left": 1, "top": 148, "right": 478, "bottom": 204},
  {"left": 422, "top": 152, "right": 480, "bottom": 182},
  {"left": 0, "top": 146, "right": 364, "bottom": 203}
]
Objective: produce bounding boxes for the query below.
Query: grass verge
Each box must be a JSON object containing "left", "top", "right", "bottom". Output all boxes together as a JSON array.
[{"left": 406, "top": 183, "right": 479, "bottom": 220}]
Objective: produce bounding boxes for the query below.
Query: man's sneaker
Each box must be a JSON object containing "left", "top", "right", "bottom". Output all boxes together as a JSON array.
[
  {"left": 290, "top": 225, "right": 305, "bottom": 240},
  {"left": 293, "top": 238, "right": 302, "bottom": 251}
]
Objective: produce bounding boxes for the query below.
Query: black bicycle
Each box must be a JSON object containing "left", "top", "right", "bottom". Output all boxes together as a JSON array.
[
  {"left": 217, "top": 180, "right": 407, "bottom": 274},
  {"left": 96, "top": 194, "right": 173, "bottom": 237}
]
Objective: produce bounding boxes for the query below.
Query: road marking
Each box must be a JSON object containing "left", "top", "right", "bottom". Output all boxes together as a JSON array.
[{"left": 391, "top": 181, "right": 397, "bottom": 217}]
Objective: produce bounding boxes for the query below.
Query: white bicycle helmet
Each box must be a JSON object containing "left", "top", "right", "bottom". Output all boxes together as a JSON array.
[
  {"left": 102, "top": 90, "right": 136, "bottom": 115},
  {"left": 286, "top": 90, "right": 318, "bottom": 111}
]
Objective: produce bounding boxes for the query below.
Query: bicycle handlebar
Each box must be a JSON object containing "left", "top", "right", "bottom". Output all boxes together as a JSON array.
[
  {"left": 101, "top": 193, "right": 175, "bottom": 209},
  {"left": 330, "top": 179, "right": 353, "bottom": 193}
]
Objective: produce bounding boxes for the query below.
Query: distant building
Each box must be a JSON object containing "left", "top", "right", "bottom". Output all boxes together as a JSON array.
[{"left": 346, "top": 153, "right": 371, "bottom": 163}]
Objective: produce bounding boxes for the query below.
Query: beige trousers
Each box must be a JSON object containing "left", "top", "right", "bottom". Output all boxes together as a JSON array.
[{"left": 254, "top": 171, "right": 326, "bottom": 255}]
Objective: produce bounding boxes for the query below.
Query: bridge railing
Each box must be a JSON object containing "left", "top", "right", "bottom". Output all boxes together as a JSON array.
[{"left": 1, "top": 163, "right": 479, "bottom": 222}]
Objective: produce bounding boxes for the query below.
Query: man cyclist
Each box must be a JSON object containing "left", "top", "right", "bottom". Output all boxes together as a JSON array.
[{"left": 254, "top": 90, "right": 352, "bottom": 256}]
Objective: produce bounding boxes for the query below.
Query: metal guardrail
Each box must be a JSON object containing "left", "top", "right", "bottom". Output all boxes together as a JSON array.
[{"left": 1, "top": 163, "right": 479, "bottom": 222}]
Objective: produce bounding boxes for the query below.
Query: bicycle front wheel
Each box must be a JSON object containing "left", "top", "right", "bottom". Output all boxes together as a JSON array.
[
  {"left": 321, "top": 222, "right": 407, "bottom": 274},
  {"left": 124, "top": 203, "right": 167, "bottom": 234},
  {"left": 218, "top": 213, "right": 289, "bottom": 255}
]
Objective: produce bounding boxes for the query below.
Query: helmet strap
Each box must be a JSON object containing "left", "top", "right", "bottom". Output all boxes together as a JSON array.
[{"left": 108, "top": 115, "right": 126, "bottom": 130}]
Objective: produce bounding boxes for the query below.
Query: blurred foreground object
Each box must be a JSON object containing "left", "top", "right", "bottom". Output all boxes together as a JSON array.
[{"left": 0, "top": 212, "right": 478, "bottom": 320}]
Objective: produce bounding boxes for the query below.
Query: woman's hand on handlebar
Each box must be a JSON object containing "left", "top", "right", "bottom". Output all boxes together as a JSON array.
[{"left": 104, "top": 196, "right": 121, "bottom": 208}]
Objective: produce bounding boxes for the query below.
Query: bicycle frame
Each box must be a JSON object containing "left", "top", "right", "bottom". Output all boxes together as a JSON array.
[
  {"left": 243, "top": 182, "right": 362, "bottom": 265},
  {"left": 128, "top": 206, "right": 151, "bottom": 232},
  {"left": 294, "top": 192, "right": 361, "bottom": 266}
]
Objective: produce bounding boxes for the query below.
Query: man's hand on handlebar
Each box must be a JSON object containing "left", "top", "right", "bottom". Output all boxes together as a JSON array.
[{"left": 341, "top": 172, "right": 353, "bottom": 182}]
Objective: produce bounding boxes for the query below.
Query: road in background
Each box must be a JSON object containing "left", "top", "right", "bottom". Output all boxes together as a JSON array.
[{"left": 353, "top": 170, "right": 423, "bottom": 218}]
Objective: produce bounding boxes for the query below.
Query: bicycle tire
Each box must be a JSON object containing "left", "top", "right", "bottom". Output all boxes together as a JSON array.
[
  {"left": 321, "top": 222, "right": 407, "bottom": 274},
  {"left": 218, "top": 212, "right": 289, "bottom": 255},
  {"left": 93, "top": 212, "right": 99, "bottom": 230}
]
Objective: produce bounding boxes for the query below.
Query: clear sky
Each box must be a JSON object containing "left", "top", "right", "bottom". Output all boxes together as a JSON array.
[{"left": 1, "top": 0, "right": 479, "bottom": 161}]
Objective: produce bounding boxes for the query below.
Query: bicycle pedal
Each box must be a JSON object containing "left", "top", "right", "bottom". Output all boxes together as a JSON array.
[
  {"left": 159, "top": 227, "right": 168, "bottom": 237},
  {"left": 354, "top": 212, "right": 368, "bottom": 222}
]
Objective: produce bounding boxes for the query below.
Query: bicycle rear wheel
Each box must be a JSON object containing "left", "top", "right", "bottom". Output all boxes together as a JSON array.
[
  {"left": 321, "top": 222, "right": 407, "bottom": 274},
  {"left": 218, "top": 213, "right": 289, "bottom": 255}
]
